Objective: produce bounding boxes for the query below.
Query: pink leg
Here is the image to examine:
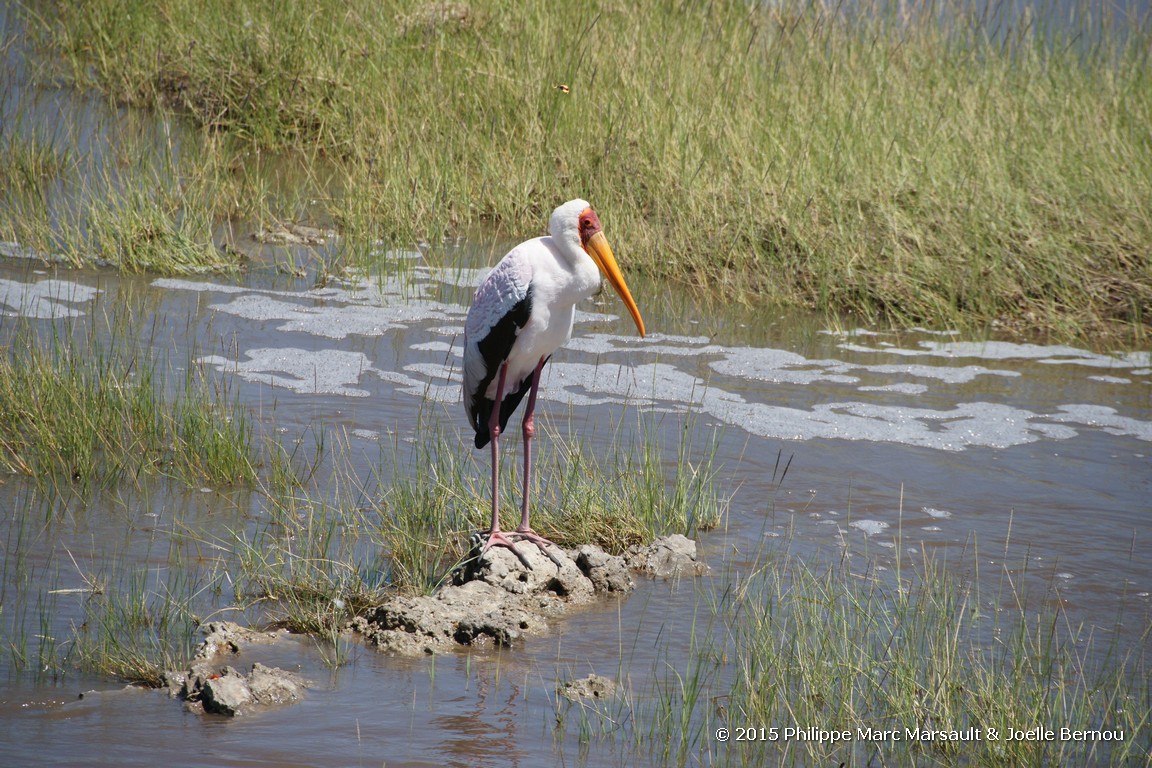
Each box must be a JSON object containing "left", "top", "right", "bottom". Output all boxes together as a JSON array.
[
  {"left": 487, "top": 363, "right": 507, "bottom": 537},
  {"left": 480, "top": 363, "right": 533, "bottom": 568},
  {"left": 513, "top": 359, "right": 562, "bottom": 566},
  {"left": 517, "top": 358, "right": 544, "bottom": 531}
]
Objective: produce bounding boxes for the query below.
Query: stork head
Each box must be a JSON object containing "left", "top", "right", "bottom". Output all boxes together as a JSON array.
[{"left": 551, "top": 199, "right": 646, "bottom": 338}]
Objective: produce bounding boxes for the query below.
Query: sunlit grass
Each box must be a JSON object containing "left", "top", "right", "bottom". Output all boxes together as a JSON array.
[
  {"left": 0, "top": 317, "right": 259, "bottom": 492},
  {"left": 532, "top": 412, "right": 726, "bottom": 550},
  {"left": 18, "top": 0, "right": 1151, "bottom": 338}
]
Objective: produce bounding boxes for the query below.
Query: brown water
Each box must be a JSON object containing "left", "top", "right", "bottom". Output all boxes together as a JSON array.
[{"left": 2, "top": 5, "right": 1150, "bottom": 765}]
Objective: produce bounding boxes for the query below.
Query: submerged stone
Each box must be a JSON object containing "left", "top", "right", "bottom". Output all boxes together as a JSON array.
[
  {"left": 200, "top": 667, "right": 253, "bottom": 716},
  {"left": 196, "top": 663, "right": 307, "bottom": 717},
  {"left": 561, "top": 674, "right": 618, "bottom": 701}
]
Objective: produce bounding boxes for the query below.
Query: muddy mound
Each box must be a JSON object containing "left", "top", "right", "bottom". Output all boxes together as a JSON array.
[
  {"left": 163, "top": 621, "right": 310, "bottom": 717},
  {"left": 353, "top": 536, "right": 704, "bottom": 655}
]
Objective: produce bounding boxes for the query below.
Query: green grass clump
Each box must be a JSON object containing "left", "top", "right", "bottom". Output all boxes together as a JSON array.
[
  {"left": 710, "top": 550, "right": 1150, "bottom": 766},
  {"left": 66, "top": 566, "right": 206, "bottom": 687},
  {"left": 0, "top": 133, "right": 73, "bottom": 198},
  {"left": 0, "top": 326, "right": 258, "bottom": 491},
  {"left": 80, "top": 183, "right": 228, "bottom": 274},
  {"left": 532, "top": 416, "right": 725, "bottom": 551},
  {"left": 0, "top": 122, "right": 248, "bottom": 274},
  {"left": 25, "top": 0, "right": 1152, "bottom": 337}
]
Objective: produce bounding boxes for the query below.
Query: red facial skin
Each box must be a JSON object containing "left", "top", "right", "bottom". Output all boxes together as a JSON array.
[{"left": 577, "top": 208, "right": 602, "bottom": 248}]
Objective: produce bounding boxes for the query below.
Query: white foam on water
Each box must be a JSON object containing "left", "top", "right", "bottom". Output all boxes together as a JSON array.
[
  {"left": 542, "top": 362, "right": 705, "bottom": 408},
  {"left": 137, "top": 275, "right": 1152, "bottom": 453},
  {"left": 208, "top": 293, "right": 456, "bottom": 339},
  {"left": 152, "top": 278, "right": 249, "bottom": 295},
  {"left": 198, "top": 348, "right": 378, "bottom": 397},
  {"left": 710, "top": 347, "right": 859, "bottom": 384},
  {"left": 858, "top": 383, "right": 930, "bottom": 394},
  {"left": 0, "top": 278, "right": 101, "bottom": 318},
  {"left": 369, "top": 368, "right": 460, "bottom": 403},
  {"left": 410, "top": 341, "right": 454, "bottom": 353},
  {"left": 696, "top": 396, "right": 1079, "bottom": 450},
  {"left": 1046, "top": 405, "right": 1152, "bottom": 441},
  {"left": 563, "top": 332, "right": 712, "bottom": 357},
  {"left": 839, "top": 339, "right": 1151, "bottom": 369},
  {"left": 849, "top": 520, "right": 890, "bottom": 535},
  {"left": 852, "top": 362, "right": 1019, "bottom": 384}
]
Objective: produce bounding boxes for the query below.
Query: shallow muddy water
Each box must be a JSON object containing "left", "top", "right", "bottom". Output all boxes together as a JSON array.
[
  {"left": 0, "top": 245, "right": 1149, "bottom": 766},
  {"left": 2, "top": 4, "right": 1150, "bottom": 763}
]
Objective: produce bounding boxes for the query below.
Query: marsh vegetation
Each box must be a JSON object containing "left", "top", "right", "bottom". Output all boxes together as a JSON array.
[
  {"left": 1, "top": 1, "right": 1149, "bottom": 765},
  {"left": 6, "top": 0, "right": 1150, "bottom": 338},
  {"left": 561, "top": 530, "right": 1150, "bottom": 766}
]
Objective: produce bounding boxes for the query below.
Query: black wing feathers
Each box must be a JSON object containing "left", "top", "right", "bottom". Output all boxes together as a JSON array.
[{"left": 470, "top": 286, "right": 534, "bottom": 449}]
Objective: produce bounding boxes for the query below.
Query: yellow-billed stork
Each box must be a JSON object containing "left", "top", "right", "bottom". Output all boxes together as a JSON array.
[{"left": 463, "top": 199, "right": 646, "bottom": 566}]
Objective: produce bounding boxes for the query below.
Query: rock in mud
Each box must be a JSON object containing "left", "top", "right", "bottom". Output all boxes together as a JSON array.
[
  {"left": 247, "top": 663, "right": 308, "bottom": 707},
  {"left": 199, "top": 667, "right": 253, "bottom": 716},
  {"left": 561, "top": 674, "right": 617, "bottom": 701},
  {"left": 625, "top": 534, "right": 708, "bottom": 578},
  {"left": 195, "top": 621, "right": 282, "bottom": 658},
  {"left": 354, "top": 543, "right": 629, "bottom": 656},
  {"left": 195, "top": 663, "right": 307, "bottom": 717},
  {"left": 574, "top": 544, "right": 635, "bottom": 593},
  {"left": 166, "top": 622, "right": 309, "bottom": 716}
]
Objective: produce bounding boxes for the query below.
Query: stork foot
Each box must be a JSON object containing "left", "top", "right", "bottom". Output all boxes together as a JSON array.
[
  {"left": 511, "top": 528, "right": 565, "bottom": 568},
  {"left": 474, "top": 528, "right": 564, "bottom": 570},
  {"left": 478, "top": 530, "right": 534, "bottom": 570}
]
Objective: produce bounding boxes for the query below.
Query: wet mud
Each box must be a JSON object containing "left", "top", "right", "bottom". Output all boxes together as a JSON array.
[{"left": 353, "top": 536, "right": 703, "bottom": 656}]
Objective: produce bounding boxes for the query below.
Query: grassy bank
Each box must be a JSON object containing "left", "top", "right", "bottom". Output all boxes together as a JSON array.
[
  {"left": 0, "top": 109, "right": 260, "bottom": 274},
  {"left": 15, "top": 0, "right": 1152, "bottom": 338}
]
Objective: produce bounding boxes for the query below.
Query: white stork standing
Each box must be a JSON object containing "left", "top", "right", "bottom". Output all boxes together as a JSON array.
[{"left": 462, "top": 199, "right": 646, "bottom": 566}]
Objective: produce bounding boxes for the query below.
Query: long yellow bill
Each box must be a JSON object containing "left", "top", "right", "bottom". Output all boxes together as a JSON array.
[{"left": 584, "top": 230, "right": 646, "bottom": 337}]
